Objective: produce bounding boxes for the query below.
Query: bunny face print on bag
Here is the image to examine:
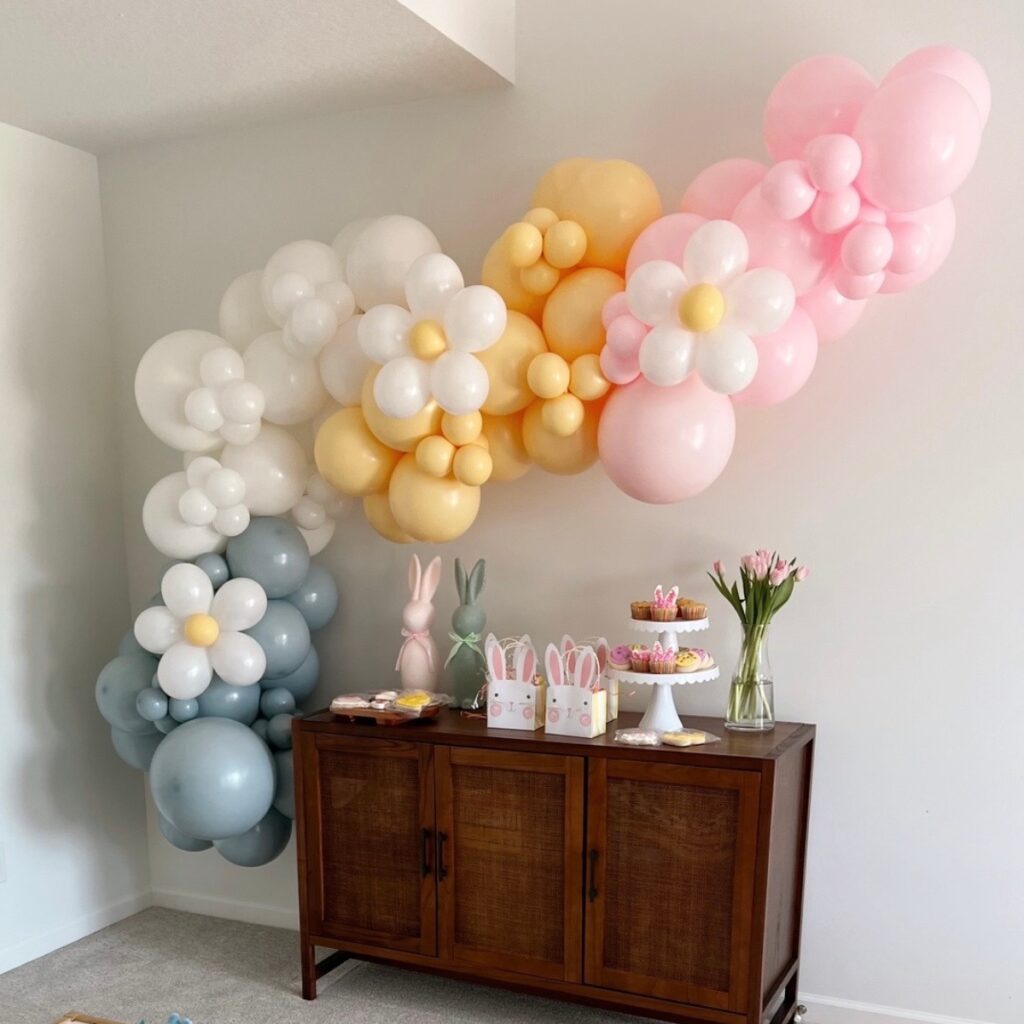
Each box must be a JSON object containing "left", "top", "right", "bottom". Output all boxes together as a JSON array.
[
  {"left": 397, "top": 553, "right": 442, "bottom": 690},
  {"left": 484, "top": 633, "right": 545, "bottom": 731},
  {"left": 545, "top": 642, "right": 608, "bottom": 738},
  {"left": 560, "top": 635, "right": 617, "bottom": 724}
]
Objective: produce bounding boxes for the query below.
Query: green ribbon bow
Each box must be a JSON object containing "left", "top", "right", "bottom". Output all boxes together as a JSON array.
[{"left": 445, "top": 630, "right": 484, "bottom": 667}]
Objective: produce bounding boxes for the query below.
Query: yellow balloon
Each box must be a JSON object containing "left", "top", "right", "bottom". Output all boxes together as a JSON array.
[
  {"left": 314, "top": 407, "right": 400, "bottom": 496},
  {"left": 481, "top": 412, "right": 532, "bottom": 482},
  {"left": 542, "top": 267, "right": 624, "bottom": 362},
  {"left": 523, "top": 207, "right": 559, "bottom": 232},
  {"left": 416, "top": 434, "right": 456, "bottom": 478},
  {"left": 361, "top": 367, "right": 442, "bottom": 452},
  {"left": 389, "top": 454, "right": 481, "bottom": 543},
  {"left": 544, "top": 220, "right": 587, "bottom": 270},
  {"left": 453, "top": 444, "right": 493, "bottom": 486},
  {"left": 519, "top": 258, "right": 560, "bottom": 296},
  {"left": 501, "top": 222, "right": 543, "bottom": 268},
  {"left": 475, "top": 311, "right": 547, "bottom": 416},
  {"left": 482, "top": 238, "right": 545, "bottom": 322},
  {"left": 408, "top": 319, "right": 447, "bottom": 360},
  {"left": 363, "top": 492, "right": 414, "bottom": 544},
  {"left": 441, "top": 410, "right": 483, "bottom": 446},
  {"left": 527, "top": 351, "right": 570, "bottom": 400},
  {"left": 532, "top": 158, "right": 593, "bottom": 209},
  {"left": 541, "top": 393, "right": 585, "bottom": 437},
  {"left": 522, "top": 399, "right": 601, "bottom": 475},
  {"left": 679, "top": 282, "right": 725, "bottom": 333},
  {"left": 569, "top": 352, "right": 611, "bottom": 401}
]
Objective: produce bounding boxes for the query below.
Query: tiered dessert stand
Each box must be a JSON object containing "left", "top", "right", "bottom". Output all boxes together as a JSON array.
[{"left": 605, "top": 618, "right": 719, "bottom": 732}]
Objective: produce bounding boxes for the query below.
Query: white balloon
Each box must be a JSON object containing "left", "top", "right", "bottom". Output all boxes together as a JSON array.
[
  {"left": 183, "top": 387, "right": 223, "bottom": 432},
  {"left": 261, "top": 241, "right": 344, "bottom": 326},
  {"left": 158, "top": 642, "right": 213, "bottom": 700},
  {"left": 270, "top": 272, "right": 314, "bottom": 322},
  {"left": 626, "top": 261, "right": 687, "bottom": 326},
  {"left": 430, "top": 351, "right": 489, "bottom": 415},
  {"left": 219, "top": 270, "right": 277, "bottom": 351},
  {"left": 319, "top": 316, "right": 371, "bottom": 407},
  {"left": 162, "top": 563, "right": 214, "bottom": 619},
  {"left": 185, "top": 456, "right": 220, "bottom": 489},
  {"left": 291, "top": 495, "right": 326, "bottom": 531},
  {"left": 723, "top": 268, "right": 795, "bottom": 336},
  {"left": 213, "top": 505, "right": 250, "bottom": 537},
  {"left": 219, "top": 380, "right": 265, "bottom": 424},
  {"left": 443, "top": 285, "right": 507, "bottom": 352},
  {"left": 220, "top": 420, "right": 261, "bottom": 446},
  {"left": 205, "top": 467, "right": 245, "bottom": 508},
  {"left": 298, "top": 520, "right": 336, "bottom": 556},
  {"left": 135, "top": 330, "right": 223, "bottom": 452},
  {"left": 683, "top": 220, "right": 749, "bottom": 287},
  {"left": 346, "top": 215, "right": 440, "bottom": 310},
  {"left": 331, "top": 217, "right": 375, "bottom": 279},
  {"left": 178, "top": 487, "right": 217, "bottom": 526},
  {"left": 221, "top": 424, "right": 307, "bottom": 516},
  {"left": 374, "top": 356, "right": 430, "bottom": 419},
  {"left": 134, "top": 606, "right": 182, "bottom": 655},
  {"left": 696, "top": 326, "right": 759, "bottom": 394},
  {"left": 199, "top": 347, "right": 244, "bottom": 387},
  {"left": 316, "top": 280, "right": 356, "bottom": 321},
  {"left": 243, "top": 331, "right": 327, "bottom": 426},
  {"left": 210, "top": 632, "right": 266, "bottom": 687},
  {"left": 284, "top": 297, "right": 339, "bottom": 356},
  {"left": 143, "top": 472, "right": 226, "bottom": 559},
  {"left": 405, "top": 253, "right": 464, "bottom": 320},
  {"left": 357, "top": 304, "right": 412, "bottom": 363},
  {"left": 212, "top": 578, "right": 267, "bottom": 632},
  {"left": 639, "top": 325, "right": 696, "bottom": 386}
]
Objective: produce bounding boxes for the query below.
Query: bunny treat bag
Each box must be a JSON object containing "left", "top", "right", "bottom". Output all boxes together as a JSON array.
[
  {"left": 484, "top": 633, "right": 545, "bottom": 731},
  {"left": 545, "top": 641, "right": 608, "bottom": 739}
]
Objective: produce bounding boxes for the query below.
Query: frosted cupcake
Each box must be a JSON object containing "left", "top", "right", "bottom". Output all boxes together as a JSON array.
[
  {"left": 629, "top": 644, "right": 651, "bottom": 672},
  {"left": 651, "top": 585, "right": 680, "bottom": 622},
  {"left": 677, "top": 598, "right": 707, "bottom": 621},
  {"left": 649, "top": 642, "right": 676, "bottom": 674},
  {"left": 630, "top": 600, "right": 652, "bottom": 620}
]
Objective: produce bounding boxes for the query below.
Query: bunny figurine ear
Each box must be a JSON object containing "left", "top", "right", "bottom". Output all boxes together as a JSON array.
[
  {"left": 575, "top": 649, "right": 599, "bottom": 691},
  {"left": 420, "top": 556, "right": 442, "bottom": 602},
  {"left": 409, "top": 553, "right": 422, "bottom": 599},
  {"left": 468, "top": 559, "right": 486, "bottom": 603},
  {"left": 485, "top": 633, "right": 504, "bottom": 681},
  {"left": 455, "top": 558, "right": 468, "bottom": 603},
  {"left": 545, "top": 643, "right": 564, "bottom": 687}
]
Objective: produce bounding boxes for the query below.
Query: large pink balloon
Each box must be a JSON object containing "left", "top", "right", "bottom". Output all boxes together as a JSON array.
[
  {"left": 879, "top": 198, "right": 956, "bottom": 294},
  {"left": 883, "top": 45, "right": 990, "bottom": 126},
  {"left": 680, "top": 159, "right": 766, "bottom": 220},
  {"left": 598, "top": 377, "right": 735, "bottom": 504},
  {"left": 798, "top": 273, "right": 866, "bottom": 343},
  {"left": 625, "top": 213, "right": 705, "bottom": 278},
  {"left": 763, "top": 55, "right": 876, "bottom": 162},
  {"left": 854, "top": 71, "right": 982, "bottom": 212},
  {"left": 733, "top": 307, "right": 818, "bottom": 407}
]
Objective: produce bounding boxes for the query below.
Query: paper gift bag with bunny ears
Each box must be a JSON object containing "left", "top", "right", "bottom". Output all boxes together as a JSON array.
[
  {"left": 561, "top": 634, "right": 617, "bottom": 723},
  {"left": 484, "top": 633, "right": 545, "bottom": 731},
  {"left": 545, "top": 641, "right": 608, "bottom": 739}
]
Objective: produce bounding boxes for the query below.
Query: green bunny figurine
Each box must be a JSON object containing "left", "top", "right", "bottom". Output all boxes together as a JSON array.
[{"left": 446, "top": 558, "right": 487, "bottom": 709}]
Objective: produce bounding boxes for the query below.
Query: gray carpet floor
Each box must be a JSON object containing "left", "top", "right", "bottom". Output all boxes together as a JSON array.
[{"left": 0, "top": 908, "right": 646, "bottom": 1024}]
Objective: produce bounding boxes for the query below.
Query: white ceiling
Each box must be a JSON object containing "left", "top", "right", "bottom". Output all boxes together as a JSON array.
[{"left": 0, "top": 0, "right": 515, "bottom": 153}]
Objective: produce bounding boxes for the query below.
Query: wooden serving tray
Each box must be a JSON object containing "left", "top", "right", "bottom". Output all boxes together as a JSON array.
[{"left": 329, "top": 703, "right": 443, "bottom": 726}]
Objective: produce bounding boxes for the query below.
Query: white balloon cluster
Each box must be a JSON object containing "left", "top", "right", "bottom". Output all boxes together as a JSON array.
[{"left": 184, "top": 347, "right": 265, "bottom": 444}]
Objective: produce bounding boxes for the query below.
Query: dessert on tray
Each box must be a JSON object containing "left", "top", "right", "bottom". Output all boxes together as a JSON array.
[{"left": 631, "top": 586, "right": 707, "bottom": 622}]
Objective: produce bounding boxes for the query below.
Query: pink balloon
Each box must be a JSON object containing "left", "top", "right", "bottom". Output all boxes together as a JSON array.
[
  {"left": 804, "top": 134, "right": 862, "bottom": 192},
  {"left": 625, "top": 213, "right": 705, "bottom": 278},
  {"left": 798, "top": 273, "right": 866, "bottom": 344},
  {"left": 883, "top": 45, "right": 990, "bottom": 126},
  {"left": 841, "top": 222, "right": 894, "bottom": 275},
  {"left": 605, "top": 314, "right": 647, "bottom": 358},
  {"left": 598, "top": 377, "right": 735, "bottom": 504},
  {"left": 601, "top": 291, "right": 629, "bottom": 328},
  {"left": 599, "top": 346, "right": 639, "bottom": 386},
  {"left": 733, "top": 307, "right": 818, "bottom": 407},
  {"left": 811, "top": 187, "right": 860, "bottom": 234},
  {"left": 880, "top": 199, "right": 956, "bottom": 294},
  {"left": 680, "top": 159, "right": 766, "bottom": 220},
  {"left": 763, "top": 55, "right": 876, "bottom": 162},
  {"left": 733, "top": 185, "right": 836, "bottom": 295},
  {"left": 854, "top": 71, "right": 982, "bottom": 212},
  {"left": 761, "top": 160, "right": 816, "bottom": 220},
  {"left": 834, "top": 268, "right": 883, "bottom": 300}
]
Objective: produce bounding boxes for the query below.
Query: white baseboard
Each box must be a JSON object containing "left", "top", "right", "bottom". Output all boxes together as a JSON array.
[
  {"left": 801, "top": 993, "right": 997, "bottom": 1024},
  {"left": 0, "top": 889, "right": 151, "bottom": 975},
  {"left": 150, "top": 887, "right": 299, "bottom": 932}
]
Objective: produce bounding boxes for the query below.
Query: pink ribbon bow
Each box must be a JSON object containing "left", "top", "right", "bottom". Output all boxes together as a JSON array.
[{"left": 396, "top": 628, "right": 434, "bottom": 671}]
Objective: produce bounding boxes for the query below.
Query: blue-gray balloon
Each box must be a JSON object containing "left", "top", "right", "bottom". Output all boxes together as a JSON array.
[
  {"left": 284, "top": 565, "right": 338, "bottom": 631},
  {"left": 265, "top": 646, "right": 319, "bottom": 703},
  {"left": 155, "top": 716, "right": 179, "bottom": 734},
  {"left": 149, "top": 718, "right": 275, "bottom": 841},
  {"left": 169, "top": 697, "right": 200, "bottom": 723},
  {"left": 195, "top": 553, "right": 230, "bottom": 589},
  {"left": 272, "top": 750, "right": 294, "bottom": 818},
  {"left": 260, "top": 687, "right": 296, "bottom": 719},
  {"left": 251, "top": 719, "right": 270, "bottom": 743},
  {"left": 226, "top": 518, "right": 310, "bottom": 598},
  {"left": 110, "top": 726, "right": 163, "bottom": 771},
  {"left": 197, "top": 676, "right": 261, "bottom": 724},
  {"left": 266, "top": 713, "right": 294, "bottom": 751},
  {"left": 246, "top": 600, "right": 310, "bottom": 679},
  {"left": 96, "top": 653, "right": 160, "bottom": 734},
  {"left": 158, "top": 812, "right": 212, "bottom": 852},
  {"left": 118, "top": 629, "right": 146, "bottom": 657},
  {"left": 136, "top": 687, "right": 169, "bottom": 722},
  {"left": 214, "top": 808, "right": 292, "bottom": 867}
]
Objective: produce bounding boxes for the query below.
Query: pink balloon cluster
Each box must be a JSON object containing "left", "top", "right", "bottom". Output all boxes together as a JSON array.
[{"left": 598, "top": 46, "right": 988, "bottom": 504}]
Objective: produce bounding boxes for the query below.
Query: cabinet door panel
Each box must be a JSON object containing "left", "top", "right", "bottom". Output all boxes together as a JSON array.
[
  {"left": 436, "top": 747, "right": 584, "bottom": 981},
  {"left": 585, "top": 760, "right": 760, "bottom": 1011},
  {"left": 304, "top": 734, "right": 436, "bottom": 956}
]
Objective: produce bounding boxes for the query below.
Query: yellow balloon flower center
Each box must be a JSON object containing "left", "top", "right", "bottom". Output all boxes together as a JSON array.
[
  {"left": 409, "top": 319, "right": 448, "bottom": 360},
  {"left": 679, "top": 283, "right": 725, "bottom": 333},
  {"left": 184, "top": 613, "right": 219, "bottom": 648}
]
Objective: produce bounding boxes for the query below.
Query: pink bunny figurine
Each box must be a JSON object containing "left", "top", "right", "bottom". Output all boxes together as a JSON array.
[
  {"left": 545, "top": 642, "right": 607, "bottom": 738},
  {"left": 396, "top": 554, "right": 442, "bottom": 690},
  {"left": 484, "top": 633, "right": 543, "bottom": 730}
]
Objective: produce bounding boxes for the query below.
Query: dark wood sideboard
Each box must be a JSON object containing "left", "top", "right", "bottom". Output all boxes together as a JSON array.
[{"left": 293, "top": 709, "right": 814, "bottom": 1024}]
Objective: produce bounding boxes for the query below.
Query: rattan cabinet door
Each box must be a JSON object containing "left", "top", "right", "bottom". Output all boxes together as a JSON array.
[
  {"left": 584, "top": 759, "right": 760, "bottom": 1011},
  {"left": 435, "top": 746, "right": 585, "bottom": 981},
  {"left": 304, "top": 734, "right": 437, "bottom": 956}
]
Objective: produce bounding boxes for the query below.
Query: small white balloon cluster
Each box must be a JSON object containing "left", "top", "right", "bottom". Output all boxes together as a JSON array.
[
  {"left": 184, "top": 347, "right": 265, "bottom": 445},
  {"left": 178, "top": 455, "right": 250, "bottom": 538}
]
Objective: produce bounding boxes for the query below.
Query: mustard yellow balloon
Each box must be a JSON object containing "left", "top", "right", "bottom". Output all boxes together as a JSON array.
[
  {"left": 441, "top": 410, "right": 482, "bottom": 446},
  {"left": 532, "top": 159, "right": 594, "bottom": 210},
  {"left": 523, "top": 207, "right": 559, "bottom": 232},
  {"left": 184, "top": 613, "right": 219, "bottom": 648},
  {"left": 542, "top": 267, "right": 624, "bottom": 362},
  {"left": 452, "top": 444, "right": 493, "bottom": 487},
  {"left": 314, "top": 406, "right": 400, "bottom": 496},
  {"left": 544, "top": 220, "right": 587, "bottom": 270},
  {"left": 481, "top": 412, "right": 532, "bottom": 482},
  {"left": 519, "top": 259, "right": 560, "bottom": 297},
  {"left": 389, "top": 454, "right": 481, "bottom": 543},
  {"left": 409, "top": 319, "right": 447, "bottom": 360},
  {"left": 481, "top": 238, "right": 545, "bottom": 322},
  {"left": 416, "top": 434, "right": 456, "bottom": 478},
  {"left": 527, "top": 352, "right": 570, "bottom": 400},
  {"left": 522, "top": 398, "right": 601, "bottom": 475},
  {"left": 502, "top": 222, "right": 543, "bottom": 269},
  {"left": 475, "top": 311, "right": 547, "bottom": 417},
  {"left": 363, "top": 492, "right": 414, "bottom": 544},
  {"left": 361, "top": 366, "right": 442, "bottom": 452},
  {"left": 569, "top": 352, "right": 611, "bottom": 401},
  {"left": 679, "top": 282, "right": 725, "bottom": 333},
  {"left": 541, "top": 393, "right": 585, "bottom": 437}
]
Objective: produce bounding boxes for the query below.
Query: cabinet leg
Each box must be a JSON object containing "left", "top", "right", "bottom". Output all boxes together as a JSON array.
[{"left": 301, "top": 940, "right": 317, "bottom": 1000}]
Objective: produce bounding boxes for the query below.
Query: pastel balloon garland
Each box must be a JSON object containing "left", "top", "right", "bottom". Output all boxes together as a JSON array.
[{"left": 131, "top": 46, "right": 988, "bottom": 545}]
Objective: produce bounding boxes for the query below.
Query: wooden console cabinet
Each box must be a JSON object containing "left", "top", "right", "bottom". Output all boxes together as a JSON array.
[{"left": 293, "top": 711, "right": 814, "bottom": 1024}]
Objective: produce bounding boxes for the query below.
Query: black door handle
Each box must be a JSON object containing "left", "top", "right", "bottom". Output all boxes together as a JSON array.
[
  {"left": 436, "top": 830, "right": 449, "bottom": 880},
  {"left": 588, "top": 848, "right": 599, "bottom": 902},
  {"left": 420, "top": 828, "right": 432, "bottom": 878}
]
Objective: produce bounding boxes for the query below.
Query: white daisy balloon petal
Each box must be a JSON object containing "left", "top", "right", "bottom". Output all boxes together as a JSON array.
[
  {"left": 374, "top": 356, "right": 431, "bottom": 419},
  {"left": 683, "top": 220, "right": 749, "bottom": 286},
  {"left": 430, "top": 350, "right": 490, "bottom": 416},
  {"left": 723, "top": 268, "right": 796, "bottom": 336},
  {"left": 626, "top": 260, "right": 687, "bottom": 326},
  {"left": 405, "top": 253, "right": 464, "bottom": 320},
  {"left": 160, "top": 563, "right": 213, "bottom": 618},
  {"left": 183, "top": 346, "right": 265, "bottom": 443},
  {"left": 157, "top": 642, "right": 213, "bottom": 700},
  {"left": 211, "top": 578, "right": 268, "bottom": 632},
  {"left": 638, "top": 325, "right": 696, "bottom": 387},
  {"left": 358, "top": 304, "right": 413, "bottom": 363},
  {"left": 695, "top": 326, "right": 760, "bottom": 395},
  {"left": 211, "top": 632, "right": 266, "bottom": 687},
  {"left": 133, "top": 606, "right": 182, "bottom": 655},
  {"left": 442, "top": 285, "right": 507, "bottom": 352},
  {"left": 213, "top": 505, "right": 250, "bottom": 538}
]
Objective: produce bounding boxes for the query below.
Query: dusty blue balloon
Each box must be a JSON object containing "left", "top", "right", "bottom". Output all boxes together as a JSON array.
[
  {"left": 197, "top": 676, "right": 260, "bottom": 724},
  {"left": 246, "top": 599, "right": 310, "bottom": 678},
  {"left": 169, "top": 697, "right": 200, "bottom": 723},
  {"left": 226, "top": 517, "right": 310, "bottom": 598},
  {"left": 260, "top": 687, "right": 296, "bottom": 719},
  {"left": 265, "top": 647, "right": 319, "bottom": 703},
  {"left": 96, "top": 653, "right": 160, "bottom": 734},
  {"left": 110, "top": 726, "right": 162, "bottom": 771},
  {"left": 195, "top": 552, "right": 230, "bottom": 589},
  {"left": 266, "top": 713, "right": 294, "bottom": 751},
  {"left": 149, "top": 718, "right": 275, "bottom": 841},
  {"left": 272, "top": 750, "right": 294, "bottom": 818},
  {"left": 136, "top": 687, "right": 169, "bottom": 723},
  {"left": 214, "top": 808, "right": 292, "bottom": 867},
  {"left": 251, "top": 719, "right": 270, "bottom": 743},
  {"left": 118, "top": 629, "right": 146, "bottom": 657},
  {"left": 285, "top": 564, "right": 338, "bottom": 631},
  {"left": 158, "top": 812, "right": 212, "bottom": 853},
  {"left": 155, "top": 716, "right": 179, "bottom": 734}
]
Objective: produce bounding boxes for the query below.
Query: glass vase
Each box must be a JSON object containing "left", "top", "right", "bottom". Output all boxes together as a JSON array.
[{"left": 726, "top": 623, "right": 775, "bottom": 731}]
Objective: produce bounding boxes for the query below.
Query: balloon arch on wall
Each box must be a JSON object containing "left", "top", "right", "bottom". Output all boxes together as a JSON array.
[{"left": 98, "top": 46, "right": 988, "bottom": 864}]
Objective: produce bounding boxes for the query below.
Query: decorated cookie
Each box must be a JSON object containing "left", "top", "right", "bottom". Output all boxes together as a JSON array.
[
  {"left": 674, "top": 649, "right": 702, "bottom": 671},
  {"left": 615, "top": 728, "right": 660, "bottom": 746},
  {"left": 661, "top": 729, "right": 706, "bottom": 747},
  {"left": 608, "top": 645, "right": 632, "bottom": 670}
]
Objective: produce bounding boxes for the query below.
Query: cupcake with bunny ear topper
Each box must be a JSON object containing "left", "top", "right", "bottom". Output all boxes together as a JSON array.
[{"left": 447, "top": 558, "right": 487, "bottom": 709}]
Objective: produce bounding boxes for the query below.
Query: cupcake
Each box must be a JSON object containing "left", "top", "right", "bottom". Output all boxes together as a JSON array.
[
  {"left": 629, "top": 644, "right": 651, "bottom": 672},
  {"left": 651, "top": 585, "right": 680, "bottom": 622},
  {"left": 675, "top": 648, "right": 702, "bottom": 672},
  {"left": 677, "top": 599, "right": 707, "bottom": 621},
  {"left": 608, "top": 645, "right": 632, "bottom": 670},
  {"left": 630, "top": 600, "right": 652, "bottom": 620},
  {"left": 649, "top": 642, "right": 676, "bottom": 674}
]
